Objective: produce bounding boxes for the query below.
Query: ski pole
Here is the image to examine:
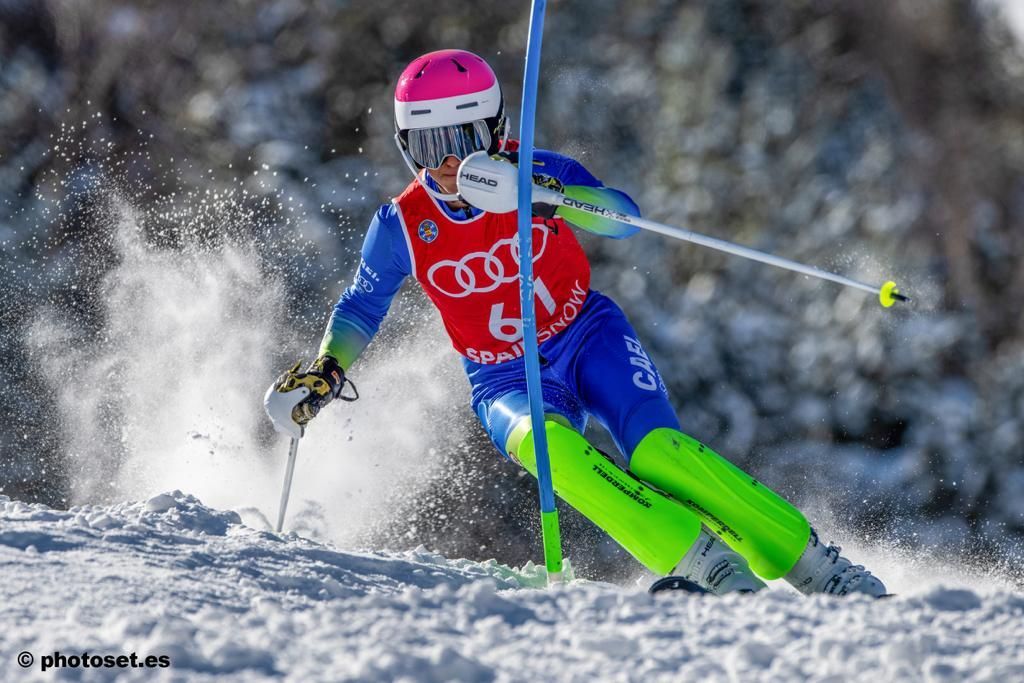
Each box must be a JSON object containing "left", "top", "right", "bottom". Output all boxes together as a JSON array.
[
  {"left": 275, "top": 437, "right": 300, "bottom": 533},
  {"left": 458, "top": 154, "right": 909, "bottom": 307},
  {"left": 539, "top": 185, "right": 909, "bottom": 308}
]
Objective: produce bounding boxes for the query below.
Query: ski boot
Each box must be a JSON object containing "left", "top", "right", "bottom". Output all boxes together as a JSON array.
[
  {"left": 784, "top": 528, "right": 887, "bottom": 597},
  {"left": 672, "top": 527, "right": 767, "bottom": 596}
]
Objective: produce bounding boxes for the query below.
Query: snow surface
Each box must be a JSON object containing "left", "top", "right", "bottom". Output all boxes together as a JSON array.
[{"left": 3, "top": 491, "right": 1023, "bottom": 682}]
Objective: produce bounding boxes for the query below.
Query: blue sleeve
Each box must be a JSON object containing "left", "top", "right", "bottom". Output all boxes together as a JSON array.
[
  {"left": 318, "top": 204, "right": 412, "bottom": 369},
  {"left": 534, "top": 149, "right": 641, "bottom": 238}
]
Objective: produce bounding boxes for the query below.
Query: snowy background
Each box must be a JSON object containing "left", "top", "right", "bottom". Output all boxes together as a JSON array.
[{"left": 1, "top": 1, "right": 1024, "bottom": 678}]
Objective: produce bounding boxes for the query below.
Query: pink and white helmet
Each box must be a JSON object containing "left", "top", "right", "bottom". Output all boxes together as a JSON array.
[{"left": 393, "top": 49, "right": 507, "bottom": 183}]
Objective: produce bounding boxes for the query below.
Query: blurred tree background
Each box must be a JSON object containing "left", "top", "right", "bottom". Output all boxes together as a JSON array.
[{"left": 2, "top": 0, "right": 1023, "bottom": 581}]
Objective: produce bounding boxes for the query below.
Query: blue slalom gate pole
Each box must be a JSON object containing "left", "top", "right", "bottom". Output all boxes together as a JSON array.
[{"left": 517, "top": 0, "right": 563, "bottom": 583}]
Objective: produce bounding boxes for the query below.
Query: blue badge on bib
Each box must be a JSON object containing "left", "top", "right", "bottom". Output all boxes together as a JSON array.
[{"left": 418, "top": 220, "right": 439, "bottom": 243}]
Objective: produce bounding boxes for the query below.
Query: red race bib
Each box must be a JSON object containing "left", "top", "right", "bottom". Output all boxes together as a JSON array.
[{"left": 394, "top": 177, "right": 591, "bottom": 364}]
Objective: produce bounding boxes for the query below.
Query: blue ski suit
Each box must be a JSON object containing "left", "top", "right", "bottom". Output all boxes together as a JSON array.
[{"left": 320, "top": 150, "right": 680, "bottom": 461}]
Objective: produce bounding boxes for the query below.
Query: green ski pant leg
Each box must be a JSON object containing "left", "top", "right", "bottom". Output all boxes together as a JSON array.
[
  {"left": 629, "top": 428, "right": 810, "bottom": 580},
  {"left": 506, "top": 418, "right": 702, "bottom": 575}
]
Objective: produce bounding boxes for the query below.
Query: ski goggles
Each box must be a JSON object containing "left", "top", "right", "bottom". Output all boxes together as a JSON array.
[{"left": 406, "top": 120, "right": 492, "bottom": 170}]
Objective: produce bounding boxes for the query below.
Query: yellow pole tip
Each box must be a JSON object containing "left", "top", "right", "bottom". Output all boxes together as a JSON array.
[{"left": 879, "top": 280, "right": 899, "bottom": 308}]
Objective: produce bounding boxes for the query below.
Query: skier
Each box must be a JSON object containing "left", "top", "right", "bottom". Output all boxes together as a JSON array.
[{"left": 266, "top": 49, "right": 887, "bottom": 597}]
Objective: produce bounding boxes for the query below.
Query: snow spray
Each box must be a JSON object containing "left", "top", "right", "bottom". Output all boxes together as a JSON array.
[{"left": 17, "top": 118, "right": 469, "bottom": 549}]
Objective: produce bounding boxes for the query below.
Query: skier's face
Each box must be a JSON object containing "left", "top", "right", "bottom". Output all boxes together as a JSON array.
[{"left": 426, "top": 155, "right": 461, "bottom": 195}]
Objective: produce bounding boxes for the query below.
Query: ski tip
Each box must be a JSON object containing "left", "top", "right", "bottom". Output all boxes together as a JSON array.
[
  {"left": 879, "top": 280, "right": 908, "bottom": 308},
  {"left": 649, "top": 576, "right": 709, "bottom": 595}
]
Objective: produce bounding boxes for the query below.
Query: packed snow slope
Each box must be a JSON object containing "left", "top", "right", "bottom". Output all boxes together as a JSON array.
[{"left": 2, "top": 491, "right": 1023, "bottom": 683}]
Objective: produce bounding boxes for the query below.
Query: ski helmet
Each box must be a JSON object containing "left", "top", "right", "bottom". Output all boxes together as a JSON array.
[{"left": 393, "top": 49, "right": 507, "bottom": 188}]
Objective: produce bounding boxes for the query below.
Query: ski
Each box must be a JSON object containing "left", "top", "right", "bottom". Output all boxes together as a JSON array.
[{"left": 649, "top": 576, "right": 709, "bottom": 595}]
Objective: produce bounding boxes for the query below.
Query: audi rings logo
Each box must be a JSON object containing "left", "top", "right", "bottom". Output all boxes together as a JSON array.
[{"left": 427, "top": 224, "right": 550, "bottom": 298}]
